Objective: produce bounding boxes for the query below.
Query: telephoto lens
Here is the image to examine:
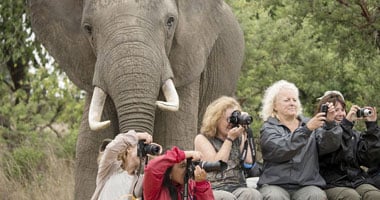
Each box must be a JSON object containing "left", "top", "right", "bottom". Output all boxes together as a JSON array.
[
  {"left": 192, "top": 160, "right": 227, "bottom": 172},
  {"left": 138, "top": 140, "right": 161, "bottom": 157}
]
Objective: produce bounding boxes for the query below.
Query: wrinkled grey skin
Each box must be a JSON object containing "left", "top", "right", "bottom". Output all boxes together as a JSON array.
[{"left": 28, "top": 0, "right": 244, "bottom": 199}]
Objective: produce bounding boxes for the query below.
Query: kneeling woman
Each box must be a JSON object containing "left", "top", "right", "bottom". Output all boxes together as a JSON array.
[{"left": 143, "top": 146, "right": 214, "bottom": 200}]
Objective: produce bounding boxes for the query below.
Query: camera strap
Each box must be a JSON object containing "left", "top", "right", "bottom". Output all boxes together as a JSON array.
[
  {"left": 183, "top": 158, "right": 193, "bottom": 200},
  {"left": 240, "top": 126, "right": 256, "bottom": 173}
]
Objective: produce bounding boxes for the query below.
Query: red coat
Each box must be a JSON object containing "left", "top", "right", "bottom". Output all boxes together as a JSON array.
[{"left": 143, "top": 146, "right": 214, "bottom": 200}]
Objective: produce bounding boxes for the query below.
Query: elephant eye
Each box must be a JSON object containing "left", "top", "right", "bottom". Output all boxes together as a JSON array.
[
  {"left": 166, "top": 17, "right": 175, "bottom": 28},
  {"left": 83, "top": 23, "right": 93, "bottom": 35}
]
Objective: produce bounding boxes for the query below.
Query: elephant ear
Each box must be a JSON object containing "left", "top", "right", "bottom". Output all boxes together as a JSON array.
[
  {"left": 171, "top": 0, "right": 222, "bottom": 87},
  {"left": 28, "top": 0, "right": 95, "bottom": 92}
]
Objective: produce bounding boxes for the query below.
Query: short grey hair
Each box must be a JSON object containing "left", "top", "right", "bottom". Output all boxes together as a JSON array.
[{"left": 260, "top": 80, "right": 303, "bottom": 121}]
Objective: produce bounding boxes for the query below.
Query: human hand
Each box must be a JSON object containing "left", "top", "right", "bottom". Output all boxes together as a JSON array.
[
  {"left": 306, "top": 113, "right": 325, "bottom": 131},
  {"left": 185, "top": 151, "right": 203, "bottom": 161},
  {"left": 227, "top": 126, "right": 245, "bottom": 141},
  {"left": 346, "top": 105, "right": 361, "bottom": 122},
  {"left": 324, "top": 102, "right": 337, "bottom": 123},
  {"left": 193, "top": 165, "right": 207, "bottom": 182},
  {"left": 136, "top": 132, "right": 153, "bottom": 143},
  {"left": 364, "top": 106, "right": 377, "bottom": 122}
]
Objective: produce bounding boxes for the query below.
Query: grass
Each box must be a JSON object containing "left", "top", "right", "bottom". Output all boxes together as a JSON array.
[{"left": 0, "top": 146, "right": 75, "bottom": 200}]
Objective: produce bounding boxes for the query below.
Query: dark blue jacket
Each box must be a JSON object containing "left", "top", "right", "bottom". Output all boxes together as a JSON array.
[
  {"left": 258, "top": 116, "right": 342, "bottom": 189},
  {"left": 319, "top": 118, "right": 380, "bottom": 188}
]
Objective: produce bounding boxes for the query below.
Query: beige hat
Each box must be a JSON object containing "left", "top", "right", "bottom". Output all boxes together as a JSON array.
[{"left": 317, "top": 90, "right": 345, "bottom": 101}]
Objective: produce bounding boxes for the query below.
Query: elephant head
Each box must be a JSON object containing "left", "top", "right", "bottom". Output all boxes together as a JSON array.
[{"left": 28, "top": 0, "right": 244, "bottom": 199}]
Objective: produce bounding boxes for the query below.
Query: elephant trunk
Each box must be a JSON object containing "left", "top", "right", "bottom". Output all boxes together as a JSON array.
[
  {"left": 88, "top": 58, "right": 179, "bottom": 132},
  {"left": 87, "top": 20, "right": 179, "bottom": 132}
]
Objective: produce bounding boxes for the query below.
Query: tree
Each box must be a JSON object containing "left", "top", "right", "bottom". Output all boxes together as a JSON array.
[
  {"left": 0, "top": 0, "right": 48, "bottom": 103},
  {"left": 227, "top": 0, "right": 380, "bottom": 133},
  {"left": 1, "top": 0, "right": 83, "bottom": 143},
  {"left": 0, "top": 0, "right": 83, "bottom": 188}
]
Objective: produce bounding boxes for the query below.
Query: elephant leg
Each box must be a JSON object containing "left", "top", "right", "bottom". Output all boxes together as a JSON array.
[
  {"left": 74, "top": 95, "right": 119, "bottom": 200},
  {"left": 154, "top": 79, "right": 200, "bottom": 150}
]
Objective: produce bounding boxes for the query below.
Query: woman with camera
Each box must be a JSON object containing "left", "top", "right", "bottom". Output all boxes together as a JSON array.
[
  {"left": 258, "top": 80, "right": 343, "bottom": 200},
  {"left": 91, "top": 130, "right": 161, "bottom": 200},
  {"left": 194, "top": 96, "right": 262, "bottom": 200},
  {"left": 143, "top": 146, "right": 214, "bottom": 200},
  {"left": 316, "top": 90, "right": 380, "bottom": 200}
]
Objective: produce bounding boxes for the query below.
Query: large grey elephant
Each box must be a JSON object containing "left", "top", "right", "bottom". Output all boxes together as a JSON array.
[{"left": 28, "top": 0, "right": 244, "bottom": 199}]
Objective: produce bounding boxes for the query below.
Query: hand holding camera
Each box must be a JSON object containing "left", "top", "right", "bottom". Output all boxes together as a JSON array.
[
  {"left": 227, "top": 110, "right": 253, "bottom": 140},
  {"left": 357, "top": 106, "right": 376, "bottom": 122},
  {"left": 346, "top": 105, "right": 375, "bottom": 122},
  {"left": 228, "top": 110, "right": 253, "bottom": 128},
  {"left": 320, "top": 102, "right": 336, "bottom": 122},
  {"left": 193, "top": 165, "right": 207, "bottom": 182},
  {"left": 356, "top": 108, "right": 372, "bottom": 118},
  {"left": 137, "top": 139, "right": 162, "bottom": 157},
  {"left": 186, "top": 158, "right": 227, "bottom": 181},
  {"left": 136, "top": 132, "right": 153, "bottom": 143},
  {"left": 184, "top": 150, "right": 203, "bottom": 161}
]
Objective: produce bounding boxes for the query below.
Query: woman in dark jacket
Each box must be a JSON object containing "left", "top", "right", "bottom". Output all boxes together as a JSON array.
[
  {"left": 316, "top": 90, "right": 380, "bottom": 200},
  {"left": 258, "top": 80, "right": 342, "bottom": 200}
]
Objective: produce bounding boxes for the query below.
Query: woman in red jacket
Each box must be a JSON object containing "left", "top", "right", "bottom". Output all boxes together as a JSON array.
[{"left": 143, "top": 146, "right": 215, "bottom": 200}]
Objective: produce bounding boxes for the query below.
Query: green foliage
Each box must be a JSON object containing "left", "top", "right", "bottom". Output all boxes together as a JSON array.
[
  {"left": 0, "top": 66, "right": 83, "bottom": 182},
  {"left": 226, "top": 0, "right": 380, "bottom": 133},
  {"left": 3, "top": 146, "right": 46, "bottom": 182},
  {"left": 0, "top": 0, "right": 84, "bottom": 186}
]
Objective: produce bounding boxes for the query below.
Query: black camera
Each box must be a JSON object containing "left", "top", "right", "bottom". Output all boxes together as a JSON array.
[
  {"left": 137, "top": 140, "right": 161, "bottom": 157},
  {"left": 356, "top": 108, "right": 372, "bottom": 118},
  {"left": 187, "top": 160, "right": 227, "bottom": 179},
  {"left": 191, "top": 160, "right": 227, "bottom": 172},
  {"left": 320, "top": 104, "right": 328, "bottom": 116},
  {"left": 228, "top": 110, "right": 253, "bottom": 128}
]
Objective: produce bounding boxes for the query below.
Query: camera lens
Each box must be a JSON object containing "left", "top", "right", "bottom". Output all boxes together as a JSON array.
[
  {"left": 357, "top": 108, "right": 372, "bottom": 117},
  {"left": 194, "top": 160, "right": 227, "bottom": 172},
  {"left": 239, "top": 113, "right": 253, "bottom": 125},
  {"left": 228, "top": 110, "right": 240, "bottom": 125},
  {"left": 144, "top": 144, "right": 161, "bottom": 155},
  {"left": 228, "top": 110, "right": 253, "bottom": 127}
]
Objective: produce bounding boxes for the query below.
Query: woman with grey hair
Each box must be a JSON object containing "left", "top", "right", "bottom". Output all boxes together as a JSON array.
[{"left": 257, "top": 80, "right": 342, "bottom": 200}]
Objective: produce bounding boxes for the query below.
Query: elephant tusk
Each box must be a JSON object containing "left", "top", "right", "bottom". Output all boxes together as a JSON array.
[
  {"left": 156, "top": 79, "right": 179, "bottom": 111},
  {"left": 89, "top": 87, "right": 111, "bottom": 131}
]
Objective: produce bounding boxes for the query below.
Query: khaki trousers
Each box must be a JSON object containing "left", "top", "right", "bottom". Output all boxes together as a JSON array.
[{"left": 325, "top": 184, "right": 380, "bottom": 200}]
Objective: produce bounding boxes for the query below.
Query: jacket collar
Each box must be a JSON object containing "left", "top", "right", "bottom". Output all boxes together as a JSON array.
[{"left": 267, "top": 115, "right": 308, "bottom": 126}]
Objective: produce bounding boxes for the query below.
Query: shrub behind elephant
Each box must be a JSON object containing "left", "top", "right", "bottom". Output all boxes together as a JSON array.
[{"left": 28, "top": 0, "right": 244, "bottom": 199}]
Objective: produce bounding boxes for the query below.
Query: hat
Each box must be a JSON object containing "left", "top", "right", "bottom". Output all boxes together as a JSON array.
[{"left": 317, "top": 90, "right": 345, "bottom": 101}]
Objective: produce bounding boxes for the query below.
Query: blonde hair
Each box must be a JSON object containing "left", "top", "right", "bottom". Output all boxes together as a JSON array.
[
  {"left": 260, "top": 80, "right": 303, "bottom": 121},
  {"left": 200, "top": 96, "right": 241, "bottom": 137}
]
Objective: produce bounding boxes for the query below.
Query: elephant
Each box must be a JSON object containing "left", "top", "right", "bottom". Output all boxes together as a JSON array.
[{"left": 28, "top": 0, "right": 244, "bottom": 199}]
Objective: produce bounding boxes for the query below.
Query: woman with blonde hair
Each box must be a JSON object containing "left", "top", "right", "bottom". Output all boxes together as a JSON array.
[
  {"left": 194, "top": 96, "right": 262, "bottom": 200},
  {"left": 91, "top": 130, "right": 161, "bottom": 200}
]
